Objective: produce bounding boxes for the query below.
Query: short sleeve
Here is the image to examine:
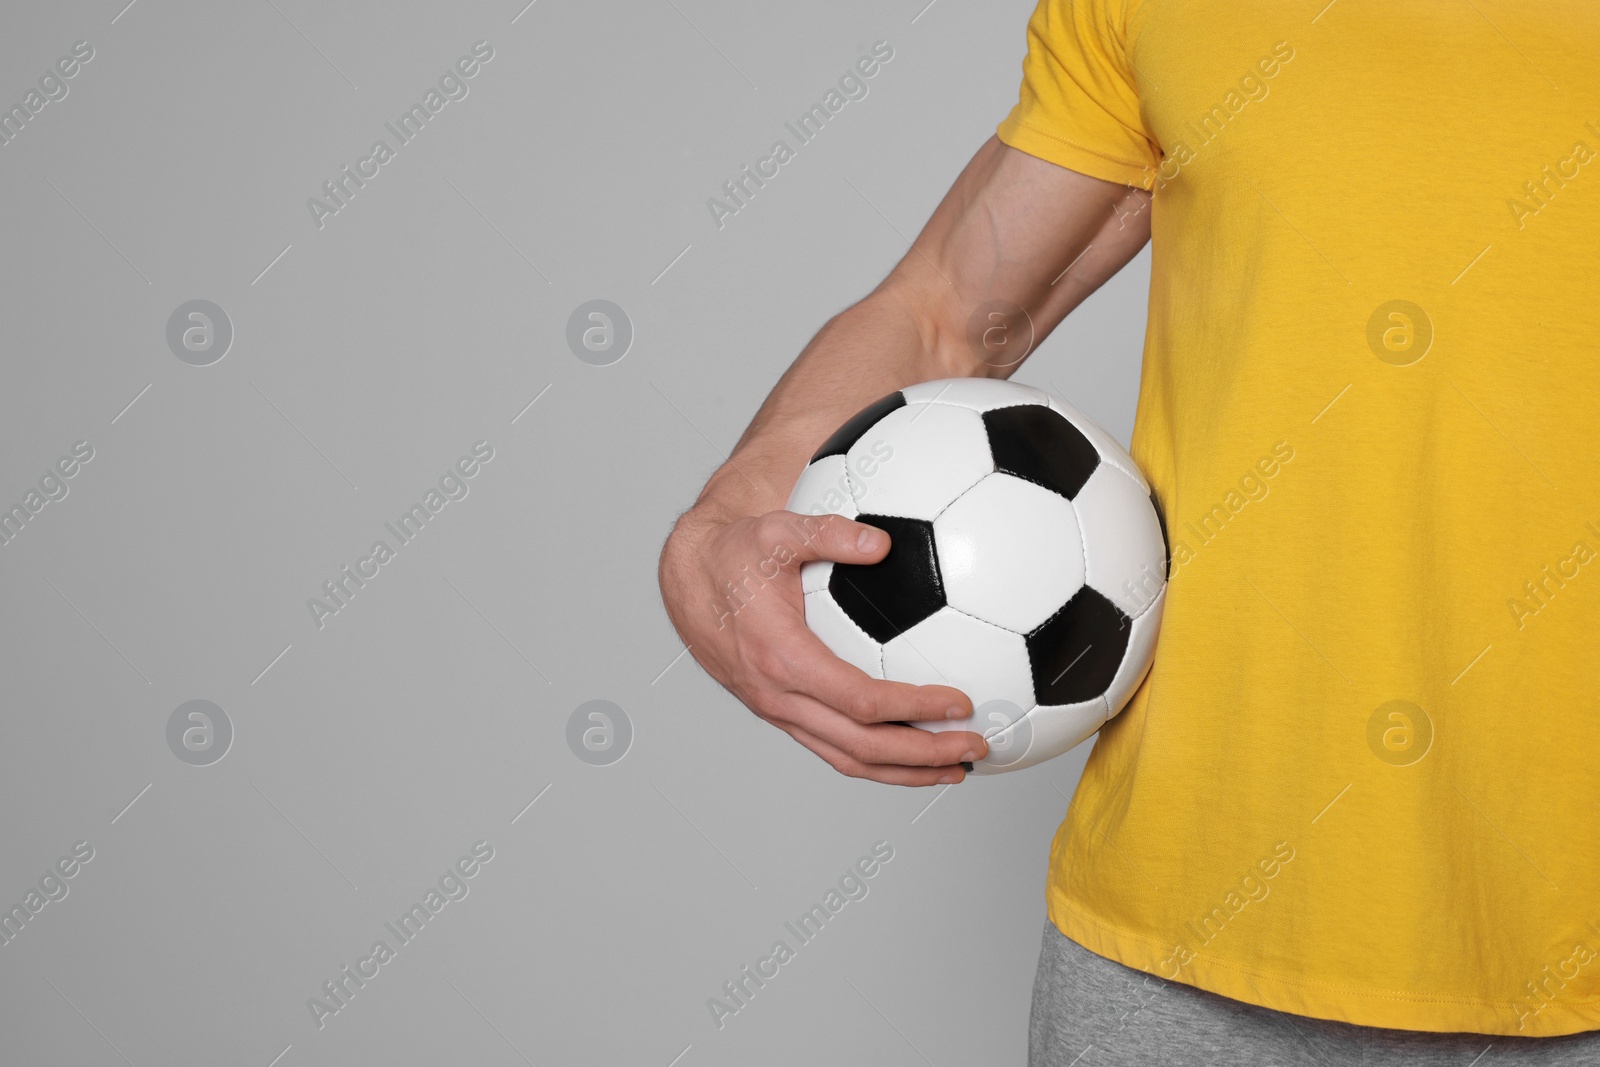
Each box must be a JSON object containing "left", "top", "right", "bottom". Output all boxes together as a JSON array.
[{"left": 996, "top": 0, "right": 1158, "bottom": 189}]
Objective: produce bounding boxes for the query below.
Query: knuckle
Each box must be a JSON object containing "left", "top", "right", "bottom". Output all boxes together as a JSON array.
[
  {"left": 747, "top": 643, "right": 789, "bottom": 684},
  {"left": 831, "top": 516, "right": 865, "bottom": 550},
  {"left": 839, "top": 689, "right": 878, "bottom": 722},
  {"left": 753, "top": 511, "right": 782, "bottom": 543},
  {"left": 849, "top": 733, "right": 889, "bottom": 766},
  {"left": 801, "top": 511, "right": 843, "bottom": 548},
  {"left": 762, "top": 691, "right": 809, "bottom": 727},
  {"left": 953, "top": 734, "right": 985, "bottom": 760},
  {"left": 763, "top": 510, "right": 802, "bottom": 546},
  {"left": 827, "top": 752, "right": 862, "bottom": 778},
  {"left": 742, "top": 642, "right": 772, "bottom": 676},
  {"left": 746, "top": 694, "right": 784, "bottom": 726}
]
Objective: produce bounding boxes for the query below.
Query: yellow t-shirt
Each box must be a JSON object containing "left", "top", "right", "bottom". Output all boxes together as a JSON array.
[{"left": 997, "top": 0, "right": 1600, "bottom": 1038}]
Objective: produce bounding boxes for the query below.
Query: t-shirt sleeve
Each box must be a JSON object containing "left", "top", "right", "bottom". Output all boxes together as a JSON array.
[{"left": 996, "top": 0, "right": 1158, "bottom": 189}]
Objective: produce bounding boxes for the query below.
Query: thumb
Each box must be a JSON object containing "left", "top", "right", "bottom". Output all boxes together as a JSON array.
[{"left": 772, "top": 510, "right": 890, "bottom": 566}]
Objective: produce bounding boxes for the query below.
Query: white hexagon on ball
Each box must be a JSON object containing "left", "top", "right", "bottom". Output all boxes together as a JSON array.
[
  {"left": 844, "top": 402, "right": 992, "bottom": 520},
  {"left": 984, "top": 696, "right": 1108, "bottom": 774},
  {"left": 880, "top": 607, "right": 1036, "bottom": 729},
  {"left": 1075, "top": 464, "right": 1167, "bottom": 618},
  {"left": 802, "top": 590, "right": 883, "bottom": 679},
  {"left": 934, "top": 472, "right": 1086, "bottom": 633}
]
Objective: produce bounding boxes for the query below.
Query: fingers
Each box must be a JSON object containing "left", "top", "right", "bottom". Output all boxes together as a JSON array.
[
  {"left": 687, "top": 507, "right": 993, "bottom": 787},
  {"left": 780, "top": 620, "right": 973, "bottom": 725},
  {"left": 765, "top": 510, "right": 891, "bottom": 567},
  {"left": 770, "top": 691, "right": 988, "bottom": 773},
  {"left": 750, "top": 512, "right": 972, "bottom": 726},
  {"left": 776, "top": 717, "right": 971, "bottom": 787}
]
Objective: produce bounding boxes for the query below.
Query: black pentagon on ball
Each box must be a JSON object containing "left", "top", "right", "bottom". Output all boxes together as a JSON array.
[
  {"left": 810, "top": 391, "right": 906, "bottom": 463},
  {"left": 828, "top": 513, "right": 945, "bottom": 644},
  {"left": 1027, "top": 586, "right": 1131, "bottom": 705},
  {"left": 983, "top": 404, "right": 1100, "bottom": 500}
]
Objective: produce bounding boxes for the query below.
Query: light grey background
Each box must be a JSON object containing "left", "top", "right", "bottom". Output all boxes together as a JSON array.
[{"left": 0, "top": 1, "right": 1151, "bottom": 1063}]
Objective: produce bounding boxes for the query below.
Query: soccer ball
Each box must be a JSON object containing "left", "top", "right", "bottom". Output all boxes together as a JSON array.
[{"left": 785, "top": 377, "right": 1168, "bottom": 775}]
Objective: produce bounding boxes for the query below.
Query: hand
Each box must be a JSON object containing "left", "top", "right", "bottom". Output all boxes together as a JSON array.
[{"left": 659, "top": 506, "right": 988, "bottom": 785}]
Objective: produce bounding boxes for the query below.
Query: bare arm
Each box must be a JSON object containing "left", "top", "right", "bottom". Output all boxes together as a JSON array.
[
  {"left": 697, "top": 135, "right": 1151, "bottom": 521},
  {"left": 660, "top": 135, "right": 1151, "bottom": 786}
]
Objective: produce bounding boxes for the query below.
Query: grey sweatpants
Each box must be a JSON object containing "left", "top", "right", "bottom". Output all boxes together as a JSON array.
[{"left": 1029, "top": 921, "right": 1600, "bottom": 1066}]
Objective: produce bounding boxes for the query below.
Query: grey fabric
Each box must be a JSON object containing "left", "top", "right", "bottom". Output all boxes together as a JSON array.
[{"left": 1028, "top": 921, "right": 1600, "bottom": 1066}]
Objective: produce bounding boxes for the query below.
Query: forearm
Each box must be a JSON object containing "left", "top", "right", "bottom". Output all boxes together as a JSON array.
[
  {"left": 684, "top": 137, "right": 1151, "bottom": 528},
  {"left": 691, "top": 285, "right": 977, "bottom": 524}
]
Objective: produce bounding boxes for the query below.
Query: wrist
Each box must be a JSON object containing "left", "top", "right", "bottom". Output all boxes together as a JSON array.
[{"left": 691, "top": 461, "right": 790, "bottom": 526}]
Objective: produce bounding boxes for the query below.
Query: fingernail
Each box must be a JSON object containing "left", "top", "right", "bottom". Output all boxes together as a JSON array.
[
  {"left": 857, "top": 528, "right": 883, "bottom": 552},
  {"left": 946, "top": 706, "right": 970, "bottom": 720},
  {"left": 960, "top": 749, "right": 979, "bottom": 763},
  {"left": 938, "top": 773, "right": 959, "bottom": 784}
]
